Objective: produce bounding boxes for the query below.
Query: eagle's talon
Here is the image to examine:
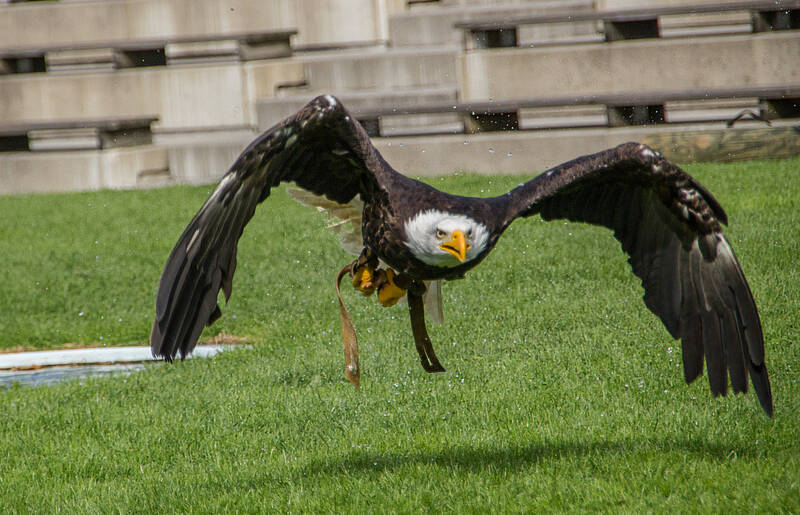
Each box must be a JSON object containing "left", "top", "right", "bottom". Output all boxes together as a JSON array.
[
  {"left": 377, "top": 269, "right": 407, "bottom": 307},
  {"left": 351, "top": 262, "right": 377, "bottom": 296}
]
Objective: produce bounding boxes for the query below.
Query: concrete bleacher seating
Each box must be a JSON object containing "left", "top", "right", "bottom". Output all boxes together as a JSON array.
[
  {"left": 0, "top": 0, "right": 401, "bottom": 56},
  {"left": 1, "top": 30, "right": 298, "bottom": 75},
  {"left": 1, "top": 0, "right": 799, "bottom": 195},
  {"left": 456, "top": 0, "right": 800, "bottom": 46},
  {"left": 326, "top": 85, "right": 800, "bottom": 135}
]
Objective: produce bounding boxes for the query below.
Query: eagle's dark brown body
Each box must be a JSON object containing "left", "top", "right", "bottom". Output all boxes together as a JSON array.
[{"left": 150, "top": 95, "right": 774, "bottom": 417}]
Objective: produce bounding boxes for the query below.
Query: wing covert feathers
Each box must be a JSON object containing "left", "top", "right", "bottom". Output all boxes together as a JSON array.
[
  {"left": 150, "top": 95, "right": 388, "bottom": 361},
  {"left": 287, "top": 187, "right": 365, "bottom": 255},
  {"left": 508, "top": 142, "right": 772, "bottom": 416}
]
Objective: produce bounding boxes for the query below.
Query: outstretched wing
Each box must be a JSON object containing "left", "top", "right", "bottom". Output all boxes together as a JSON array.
[
  {"left": 506, "top": 142, "right": 772, "bottom": 416},
  {"left": 150, "top": 95, "right": 393, "bottom": 361}
]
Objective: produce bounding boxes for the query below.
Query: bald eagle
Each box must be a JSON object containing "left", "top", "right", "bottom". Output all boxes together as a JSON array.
[{"left": 150, "top": 95, "right": 773, "bottom": 417}]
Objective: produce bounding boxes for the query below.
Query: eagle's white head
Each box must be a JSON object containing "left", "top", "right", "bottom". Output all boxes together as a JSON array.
[{"left": 403, "top": 210, "right": 489, "bottom": 267}]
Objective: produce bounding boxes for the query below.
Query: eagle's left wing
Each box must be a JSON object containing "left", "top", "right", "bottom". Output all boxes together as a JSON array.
[{"left": 504, "top": 142, "right": 773, "bottom": 416}]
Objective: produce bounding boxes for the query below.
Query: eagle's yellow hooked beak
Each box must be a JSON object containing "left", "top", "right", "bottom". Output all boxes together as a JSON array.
[{"left": 440, "top": 230, "right": 470, "bottom": 262}]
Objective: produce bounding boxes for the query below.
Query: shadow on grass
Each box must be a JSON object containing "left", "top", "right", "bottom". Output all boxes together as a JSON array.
[{"left": 300, "top": 436, "right": 757, "bottom": 477}]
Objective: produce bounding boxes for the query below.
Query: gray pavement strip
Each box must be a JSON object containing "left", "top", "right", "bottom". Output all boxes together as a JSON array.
[{"left": 0, "top": 345, "right": 237, "bottom": 388}]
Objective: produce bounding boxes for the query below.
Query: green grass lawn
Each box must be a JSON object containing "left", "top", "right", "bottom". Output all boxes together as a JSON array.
[{"left": 0, "top": 157, "right": 798, "bottom": 512}]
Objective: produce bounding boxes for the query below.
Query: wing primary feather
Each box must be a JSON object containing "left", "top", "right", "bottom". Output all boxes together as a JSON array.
[
  {"left": 702, "top": 311, "right": 727, "bottom": 397},
  {"left": 679, "top": 248, "right": 705, "bottom": 384},
  {"left": 722, "top": 309, "right": 748, "bottom": 394},
  {"left": 747, "top": 361, "right": 774, "bottom": 417}
]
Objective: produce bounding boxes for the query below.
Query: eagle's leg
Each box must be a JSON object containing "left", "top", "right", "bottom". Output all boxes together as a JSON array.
[
  {"left": 407, "top": 282, "right": 446, "bottom": 373},
  {"left": 375, "top": 269, "right": 407, "bottom": 307},
  {"left": 351, "top": 248, "right": 380, "bottom": 296}
]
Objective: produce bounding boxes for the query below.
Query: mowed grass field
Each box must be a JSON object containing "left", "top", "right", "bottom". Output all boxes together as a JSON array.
[{"left": 0, "top": 157, "right": 798, "bottom": 512}]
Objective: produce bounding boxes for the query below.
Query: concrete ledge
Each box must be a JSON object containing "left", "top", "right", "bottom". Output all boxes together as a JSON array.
[
  {"left": 0, "top": 0, "right": 296, "bottom": 53},
  {"left": 0, "top": 145, "right": 170, "bottom": 194},
  {"left": 459, "top": 32, "right": 800, "bottom": 101},
  {"left": 257, "top": 86, "right": 458, "bottom": 132},
  {"left": 389, "top": 0, "right": 594, "bottom": 48},
  {"left": 0, "top": 64, "right": 251, "bottom": 130},
  {"left": 301, "top": 47, "right": 458, "bottom": 92},
  {"left": 373, "top": 122, "right": 800, "bottom": 176},
  {"left": 291, "top": 0, "right": 401, "bottom": 49}
]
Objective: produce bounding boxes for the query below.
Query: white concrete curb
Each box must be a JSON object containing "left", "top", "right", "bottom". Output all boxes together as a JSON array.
[{"left": 0, "top": 345, "right": 232, "bottom": 370}]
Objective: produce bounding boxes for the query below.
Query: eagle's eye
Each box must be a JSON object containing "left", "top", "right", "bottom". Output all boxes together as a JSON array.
[
  {"left": 467, "top": 229, "right": 473, "bottom": 239},
  {"left": 435, "top": 229, "right": 447, "bottom": 239}
]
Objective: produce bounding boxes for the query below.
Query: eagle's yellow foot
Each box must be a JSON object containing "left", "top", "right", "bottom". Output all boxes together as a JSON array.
[
  {"left": 351, "top": 262, "right": 377, "bottom": 296},
  {"left": 377, "top": 269, "right": 407, "bottom": 307}
]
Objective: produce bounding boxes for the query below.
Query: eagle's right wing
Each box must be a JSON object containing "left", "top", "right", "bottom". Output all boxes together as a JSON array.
[{"left": 150, "top": 95, "right": 394, "bottom": 361}]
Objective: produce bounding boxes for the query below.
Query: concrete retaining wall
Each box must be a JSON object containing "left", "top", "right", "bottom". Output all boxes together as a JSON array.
[
  {"left": 0, "top": 145, "right": 169, "bottom": 195},
  {"left": 3, "top": 121, "right": 797, "bottom": 195}
]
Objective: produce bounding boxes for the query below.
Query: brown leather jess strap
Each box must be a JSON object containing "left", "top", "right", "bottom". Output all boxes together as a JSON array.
[
  {"left": 336, "top": 262, "right": 360, "bottom": 388},
  {"left": 407, "top": 286, "right": 446, "bottom": 374},
  {"left": 335, "top": 263, "right": 446, "bottom": 388}
]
